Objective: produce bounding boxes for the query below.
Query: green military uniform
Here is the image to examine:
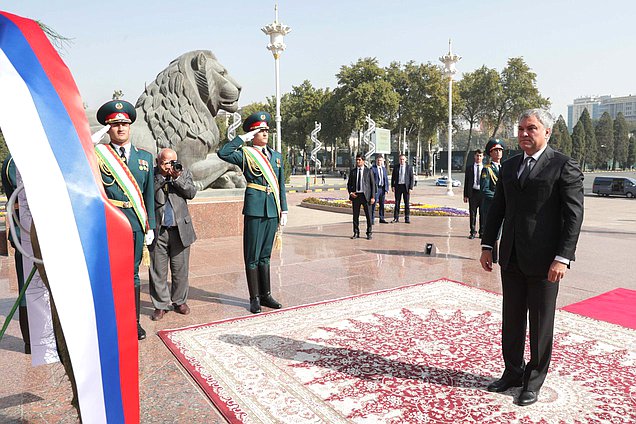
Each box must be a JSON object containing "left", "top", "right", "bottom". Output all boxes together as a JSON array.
[
  {"left": 2, "top": 155, "right": 30, "bottom": 353},
  {"left": 97, "top": 100, "right": 155, "bottom": 340},
  {"left": 217, "top": 111, "right": 288, "bottom": 314},
  {"left": 480, "top": 138, "right": 504, "bottom": 261}
]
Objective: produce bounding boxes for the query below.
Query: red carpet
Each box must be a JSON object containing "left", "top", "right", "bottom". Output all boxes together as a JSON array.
[
  {"left": 159, "top": 279, "right": 636, "bottom": 423},
  {"left": 562, "top": 288, "right": 636, "bottom": 329}
]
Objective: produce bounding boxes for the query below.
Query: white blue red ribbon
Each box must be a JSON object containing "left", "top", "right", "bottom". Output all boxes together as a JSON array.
[{"left": 0, "top": 11, "right": 139, "bottom": 423}]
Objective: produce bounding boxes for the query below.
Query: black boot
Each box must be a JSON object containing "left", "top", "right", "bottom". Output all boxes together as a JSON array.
[
  {"left": 258, "top": 264, "right": 282, "bottom": 309},
  {"left": 246, "top": 267, "right": 261, "bottom": 314},
  {"left": 135, "top": 286, "right": 146, "bottom": 340},
  {"left": 18, "top": 306, "right": 31, "bottom": 354}
]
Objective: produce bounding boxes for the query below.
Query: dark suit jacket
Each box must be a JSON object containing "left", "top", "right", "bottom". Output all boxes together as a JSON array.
[
  {"left": 154, "top": 167, "right": 197, "bottom": 247},
  {"left": 463, "top": 161, "right": 483, "bottom": 198},
  {"left": 347, "top": 166, "right": 376, "bottom": 203},
  {"left": 371, "top": 164, "right": 389, "bottom": 190},
  {"left": 390, "top": 164, "right": 414, "bottom": 190},
  {"left": 482, "top": 146, "right": 584, "bottom": 276}
]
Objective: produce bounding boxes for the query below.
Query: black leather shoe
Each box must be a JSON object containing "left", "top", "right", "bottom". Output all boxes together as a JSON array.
[
  {"left": 350, "top": 233, "right": 359, "bottom": 239},
  {"left": 260, "top": 294, "right": 282, "bottom": 309},
  {"left": 468, "top": 234, "right": 476, "bottom": 239},
  {"left": 405, "top": 219, "right": 410, "bottom": 224},
  {"left": 250, "top": 297, "right": 261, "bottom": 314},
  {"left": 516, "top": 390, "right": 539, "bottom": 406},
  {"left": 366, "top": 234, "right": 372, "bottom": 240},
  {"left": 137, "top": 323, "right": 146, "bottom": 340},
  {"left": 487, "top": 377, "right": 522, "bottom": 392},
  {"left": 392, "top": 218, "right": 399, "bottom": 223},
  {"left": 379, "top": 219, "right": 388, "bottom": 224}
]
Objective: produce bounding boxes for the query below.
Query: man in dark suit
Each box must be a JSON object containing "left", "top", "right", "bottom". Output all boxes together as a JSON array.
[
  {"left": 347, "top": 154, "right": 376, "bottom": 239},
  {"left": 480, "top": 109, "right": 584, "bottom": 407},
  {"left": 97, "top": 99, "right": 156, "bottom": 340},
  {"left": 371, "top": 154, "right": 389, "bottom": 224},
  {"left": 149, "top": 148, "right": 197, "bottom": 321},
  {"left": 390, "top": 154, "right": 414, "bottom": 223},
  {"left": 463, "top": 149, "right": 484, "bottom": 239}
]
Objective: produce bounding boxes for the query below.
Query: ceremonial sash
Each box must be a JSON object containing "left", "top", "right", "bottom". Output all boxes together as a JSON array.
[
  {"left": 486, "top": 165, "right": 498, "bottom": 185},
  {"left": 96, "top": 144, "right": 149, "bottom": 231},
  {"left": 242, "top": 146, "right": 281, "bottom": 215}
]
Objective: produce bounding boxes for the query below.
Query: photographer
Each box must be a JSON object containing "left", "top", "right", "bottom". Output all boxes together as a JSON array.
[{"left": 148, "top": 148, "right": 197, "bottom": 321}]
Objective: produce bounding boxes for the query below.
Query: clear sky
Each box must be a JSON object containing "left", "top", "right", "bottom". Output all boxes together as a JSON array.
[{"left": 5, "top": 1, "right": 635, "bottom": 120}]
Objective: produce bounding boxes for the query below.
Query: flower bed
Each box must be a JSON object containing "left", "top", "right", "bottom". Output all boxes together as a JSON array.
[{"left": 301, "top": 197, "right": 468, "bottom": 217}]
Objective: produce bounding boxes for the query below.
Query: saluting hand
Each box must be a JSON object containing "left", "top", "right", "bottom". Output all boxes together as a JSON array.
[{"left": 239, "top": 129, "right": 261, "bottom": 142}]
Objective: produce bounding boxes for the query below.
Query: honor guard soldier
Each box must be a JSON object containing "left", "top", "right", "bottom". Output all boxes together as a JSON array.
[
  {"left": 96, "top": 100, "right": 156, "bottom": 340},
  {"left": 218, "top": 111, "right": 288, "bottom": 314}
]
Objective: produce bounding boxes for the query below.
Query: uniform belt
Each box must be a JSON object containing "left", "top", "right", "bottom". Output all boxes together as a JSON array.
[
  {"left": 246, "top": 182, "right": 272, "bottom": 194},
  {"left": 109, "top": 199, "right": 133, "bottom": 208}
]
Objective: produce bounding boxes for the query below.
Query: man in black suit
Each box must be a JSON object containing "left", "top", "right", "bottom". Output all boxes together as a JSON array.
[
  {"left": 463, "top": 149, "right": 484, "bottom": 239},
  {"left": 347, "top": 154, "right": 376, "bottom": 239},
  {"left": 371, "top": 154, "right": 389, "bottom": 224},
  {"left": 390, "top": 154, "right": 414, "bottom": 223},
  {"left": 480, "top": 109, "right": 584, "bottom": 407}
]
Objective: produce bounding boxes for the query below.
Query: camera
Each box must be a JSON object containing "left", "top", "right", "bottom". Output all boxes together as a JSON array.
[{"left": 170, "top": 160, "right": 183, "bottom": 172}]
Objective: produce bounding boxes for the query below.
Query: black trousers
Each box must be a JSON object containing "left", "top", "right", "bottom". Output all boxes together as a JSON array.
[
  {"left": 394, "top": 184, "right": 410, "bottom": 220},
  {"left": 468, "top": 188, "right": 482, "bottom": 235},
  {"left": 351, "top": 193, "right": 372, "bottom": 235},
  {"left": 500, "top": 259, "right": 559, "bottom": 392}
]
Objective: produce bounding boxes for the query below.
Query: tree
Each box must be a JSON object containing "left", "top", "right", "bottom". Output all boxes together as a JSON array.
[
  {"left": 549, "top": 115, "right": 572, "bottom": 156},
  {"left": 456, "top": 65, "right": 499, "bottom": 167},
  {"left": 613, "top": 112, "right": 629, "bottom": 170},
  {"left": 571, "top": 120, "right": 586, "bottom": 165},
  {"left": 277, "top": 80, "right": 331, "bottom": 152},
  {"left": 579, "top": 108, "right": 596, "bottom": 170},
  {"left": 488, "top": 57, "right": 549, "bottom": 138},
  {"left": 333, "top": 58, "right": 399, "bottom": 151},
  {"left": 594, "top": 112, "right": 613, "bottom": 170},
  {"left": 627, "top": 134, "right": 635, "bottom": 170}
]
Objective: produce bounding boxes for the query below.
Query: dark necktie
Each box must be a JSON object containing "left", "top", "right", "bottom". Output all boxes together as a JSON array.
[
  {"left": 262, "top": 147, "right": 269, "bottom": 160},
  {"left": 357, "top": 168, "right": 362, "bottom": 192},
  {"left": 519, "top": 157, "right": 534, "bottom": 187},
  {"left": 119, "top": 146, "right": 127, "bottom": 164}
]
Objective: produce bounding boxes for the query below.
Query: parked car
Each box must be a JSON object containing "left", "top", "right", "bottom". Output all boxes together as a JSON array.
[
  {"left": 592, "top": 176, "right": 636, "bottom": 198},
  {"left": 435, "top": 176, "right": 461, "bottom": 187}
]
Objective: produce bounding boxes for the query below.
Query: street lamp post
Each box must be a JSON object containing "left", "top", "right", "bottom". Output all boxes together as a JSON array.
[
  {"left": 439, "top": 39, "right": 461, "bottom": 196},
  {"left": 262, "top": 3, "right": 291, "bottom": 153}
]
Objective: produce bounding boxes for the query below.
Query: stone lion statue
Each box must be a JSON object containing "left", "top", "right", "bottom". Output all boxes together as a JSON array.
[{"left": 90, "top": 50, "right": 246, "bottom": 190}]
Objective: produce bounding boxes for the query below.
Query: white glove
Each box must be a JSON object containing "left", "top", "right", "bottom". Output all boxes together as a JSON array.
[
  {"left": 238, "top": 129, "right": 261, "bottom": 142},
  {"left": 144, "top": 230, "right": 155, "bottom": 246},
  {"left": 280, "top": 212, "right": 288, "bottom": 227},
  {"left": 91, "top": 124, "right": 110, "bottom": 145}
]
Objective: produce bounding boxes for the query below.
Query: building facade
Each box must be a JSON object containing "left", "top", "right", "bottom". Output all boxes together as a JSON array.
[{"left": 568, "top": 95, "right": 636, "bottom": 130}]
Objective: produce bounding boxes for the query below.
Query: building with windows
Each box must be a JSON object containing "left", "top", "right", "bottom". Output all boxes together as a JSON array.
[{"left": 568, "top": 95, "right": 636, "bottom": 130}]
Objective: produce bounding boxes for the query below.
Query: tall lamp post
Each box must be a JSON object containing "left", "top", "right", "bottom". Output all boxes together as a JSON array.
[
  {"left": 439, "top": 39, "right": 461, "bottom": 196},
  {"left": 262, "top": 3, "right": 291, "bottom": 153}
]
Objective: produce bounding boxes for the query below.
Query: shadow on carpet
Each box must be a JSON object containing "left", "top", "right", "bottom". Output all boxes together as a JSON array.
[{"left": 159, "top": 279, "right": 636, "bottom": 424}]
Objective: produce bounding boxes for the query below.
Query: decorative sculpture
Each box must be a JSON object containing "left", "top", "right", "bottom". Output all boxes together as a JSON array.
[
  {"left": 227, "top": 112, "right": 242, "bottom": 141},
  {"left": 362, "top": 115, "right": 376, "bottom": 162},
  {"left": 90, "top": 50, "right": 246, "bottom": 190},
  {"left": 309, "top": 121, "right": 322, "bottom": 170}
]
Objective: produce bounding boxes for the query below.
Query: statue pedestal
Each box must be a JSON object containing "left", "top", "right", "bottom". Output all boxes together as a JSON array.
[{"left": 189, "top": 189, "right": 245, "bottom": 239}]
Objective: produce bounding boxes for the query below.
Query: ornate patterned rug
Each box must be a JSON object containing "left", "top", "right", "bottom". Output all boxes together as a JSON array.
[{"left": 159, "top": 279, "right": 636, "bottom": 423}]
